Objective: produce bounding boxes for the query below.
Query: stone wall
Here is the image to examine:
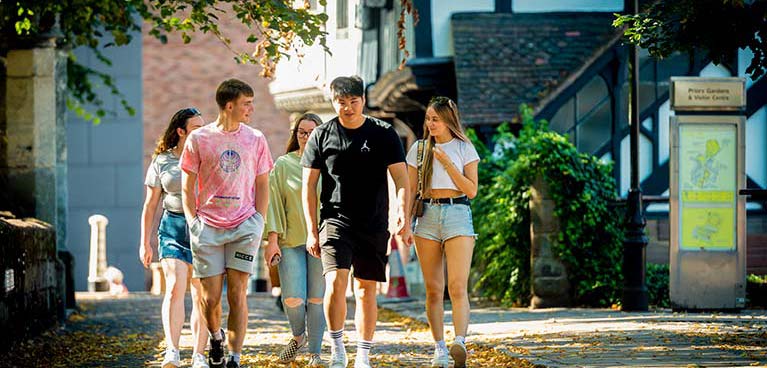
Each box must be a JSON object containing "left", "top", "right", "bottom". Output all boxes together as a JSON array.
[
  {"left": 0, "top": 214, "right": 64, "bottom": 351},
  {"left": 530, "top": 176, "right": 571, "bottom": 308}
]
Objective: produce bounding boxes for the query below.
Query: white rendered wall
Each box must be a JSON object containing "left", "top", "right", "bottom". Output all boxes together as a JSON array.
[
  {"left": 432, "top": 0, "right": 494, "bottom": 57},
  {"left": 746, "top": 106, "right": 766, "bottom": 188},
  {"left": 270, "top": 0, "right": 363, "bottom": 96}
]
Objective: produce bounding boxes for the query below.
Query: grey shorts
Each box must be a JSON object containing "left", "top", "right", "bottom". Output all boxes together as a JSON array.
[{"left": 189, "top": 212, "right": 265, "bottom": 278}]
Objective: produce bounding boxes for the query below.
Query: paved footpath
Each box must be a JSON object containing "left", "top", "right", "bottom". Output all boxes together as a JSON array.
[
  {"left": 3, "top": 292, "right": 765, "bottom": 367},
  {"left": 1, "top": 292, "right": 528, "bottom": 368},
  {"left": 385, "top": 299, "right": 767, "bottom": 367}
]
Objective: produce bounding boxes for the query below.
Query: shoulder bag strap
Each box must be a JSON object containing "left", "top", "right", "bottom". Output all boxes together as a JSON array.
[{"left": 416, "top": 139, "right": 424, "bottom": 199}]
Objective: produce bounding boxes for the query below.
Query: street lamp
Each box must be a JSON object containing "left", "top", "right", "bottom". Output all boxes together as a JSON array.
[{"left": 622, "top": 0, "right": 649, "bottom": 311}]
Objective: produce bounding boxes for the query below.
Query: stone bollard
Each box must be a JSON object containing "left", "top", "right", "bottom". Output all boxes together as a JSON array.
[
  {"left": 530, "top": 175, "right": 571, "bottom": 308},
  {"left": 87, "top": 214, "right": 109, "bottom": 292}
]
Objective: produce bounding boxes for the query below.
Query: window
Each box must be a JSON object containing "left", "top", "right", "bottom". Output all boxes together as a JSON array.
[
  {"left": 337, "top": 0, "right": 349, "bottom": 38},
  {"left": 550, "top": 75, "right": 612, "bottom": 154}
]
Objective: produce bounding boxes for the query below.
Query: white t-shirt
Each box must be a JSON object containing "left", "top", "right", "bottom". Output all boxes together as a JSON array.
[{"left": 406, "top": 138, "right": 480, "bottom": 191}]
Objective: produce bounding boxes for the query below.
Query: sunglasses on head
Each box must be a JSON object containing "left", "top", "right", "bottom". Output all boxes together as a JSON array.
[
  {"left": 429, "top": 96, "right": 454, "bottom": 106},
  {"left": 183, "top": 107, "right": 201, "bottom": 116}
]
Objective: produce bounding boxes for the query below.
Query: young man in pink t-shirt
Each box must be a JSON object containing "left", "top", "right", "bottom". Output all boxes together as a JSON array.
[{"left": 180, "top": 79, "right": 273, "bottom": 368}]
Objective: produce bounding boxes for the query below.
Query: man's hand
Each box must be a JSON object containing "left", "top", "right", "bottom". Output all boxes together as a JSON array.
[{"left": 306, "top": 231, "right": 321, "bottom": 258}]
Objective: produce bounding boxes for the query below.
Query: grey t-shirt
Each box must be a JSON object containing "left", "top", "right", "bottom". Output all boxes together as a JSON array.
[{"left": 144, "top": 151, "right": 184, "bottom": 213}]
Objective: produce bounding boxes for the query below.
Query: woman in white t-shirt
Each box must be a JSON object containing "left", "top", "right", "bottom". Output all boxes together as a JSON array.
[
  {"left": 140, "top": 108, "right": 208, "bottom": 368},
  {"left": 406, "top": 96, "right": 479, "bottom": 368}
]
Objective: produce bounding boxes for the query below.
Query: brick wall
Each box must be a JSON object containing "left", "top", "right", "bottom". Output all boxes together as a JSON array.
[{"left": 142, "top": 15, "right": 290, "bottom": 172}]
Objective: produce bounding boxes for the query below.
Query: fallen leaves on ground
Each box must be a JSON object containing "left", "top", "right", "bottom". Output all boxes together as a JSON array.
[{"left": 0, "top": 317, "right": 161, "bottom": 367}]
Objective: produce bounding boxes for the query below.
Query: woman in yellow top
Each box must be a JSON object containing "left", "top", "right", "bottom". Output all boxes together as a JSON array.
[{"left": 264, "top": 113, "right": 325, "bottom": 366}]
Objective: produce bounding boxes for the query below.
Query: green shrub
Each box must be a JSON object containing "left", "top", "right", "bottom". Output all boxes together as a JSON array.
[
  {"left": 646, "top": 263, "right": 670, "bottom": 308},
  {"left": 469, "top": 106, "right": 624, "bottom": 307},
  {"left": 747, "top": 274, "right": 767, "bottom": 307}
]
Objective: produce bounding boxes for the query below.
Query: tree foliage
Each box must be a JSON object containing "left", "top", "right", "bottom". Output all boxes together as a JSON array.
[
  {"left": 1, "top": 0, "right": 330, "bottom": 123},
  {"left": 614, "top": 0, "right": 767, "bottom": 78},
  {"left": 2, "top": 0, "right": 419, "bottom": 123},
  {"left": 469, "top": 106, "right": 624, "bottom": 307}
]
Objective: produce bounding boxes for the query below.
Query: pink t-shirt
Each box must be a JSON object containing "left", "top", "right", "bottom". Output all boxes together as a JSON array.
[{"left": 180, "top": 123, "right": 273, "bottom": 229}]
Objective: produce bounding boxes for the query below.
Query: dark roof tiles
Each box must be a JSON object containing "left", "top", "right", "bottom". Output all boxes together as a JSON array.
[{"left": 451, "top": 12, "right": 617, "bottom": 125}]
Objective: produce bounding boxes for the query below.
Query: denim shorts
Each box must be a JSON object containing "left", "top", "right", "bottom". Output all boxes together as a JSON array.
[
  {"left": 413, "top": 203, "right": 476, "bottom": 243},
  {"left": 158, "top": 210, "right": 193, "bottom": 264}
]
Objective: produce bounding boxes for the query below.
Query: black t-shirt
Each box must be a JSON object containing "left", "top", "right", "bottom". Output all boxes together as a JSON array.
[{"left": 301, "top": 116, "right": 406, "bottom": 231}]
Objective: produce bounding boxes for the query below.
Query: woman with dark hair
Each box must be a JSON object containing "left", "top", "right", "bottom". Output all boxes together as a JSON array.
[
  {"left": 406, "top": 97, "right": 479, "bottom": 368},
  {"left": 264, "top": 113, "right": 326, "bottom": 366},
  {"left": 140, "top": 107, "right": 209, "bottom": 368}
]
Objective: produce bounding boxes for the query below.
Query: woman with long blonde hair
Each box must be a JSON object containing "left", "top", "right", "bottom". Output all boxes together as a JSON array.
[{"left": 406, "top": 96, "right": 479, "bottom": 368}]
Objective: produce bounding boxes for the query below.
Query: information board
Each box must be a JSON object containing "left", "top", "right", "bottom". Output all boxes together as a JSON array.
[{"left": 677, "top": 123, "right": 737, "bottom": 251}]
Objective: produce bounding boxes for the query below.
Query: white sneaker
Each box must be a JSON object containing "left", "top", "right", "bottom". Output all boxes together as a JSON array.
[
  {"left": 307, "top": 354, "right": 324, "bottom": 366},
  {"left": 162, "top": 348, "right": 181, "bottom": 368},
  {"left": 431, "top": 348, "right": 449, "bottom": 367},
  {"left": 192, "top": 353, "right": 210, "bottom": 368},
  {"left": 353, "top": 359, "right": 372, "bottom": 368},
  {"left": 329, "top": 351, "right": 348, "bottom": 368},
  {"left": 449, "top": 341, "right": 467, "bottom": 368}
]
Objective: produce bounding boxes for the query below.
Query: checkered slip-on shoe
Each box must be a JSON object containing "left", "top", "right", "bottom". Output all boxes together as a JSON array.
[{"left": 277, "top": 335, "right": 307, "bottom": 363}]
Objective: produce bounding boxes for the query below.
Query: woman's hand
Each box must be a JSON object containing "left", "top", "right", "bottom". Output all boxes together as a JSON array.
[
  {"left": 264, "top": 240, "right": 282, "bottom": 266},
  {"left": 433, "top": 146, "right": 453, "bottom": 168},
  {"left": 139, "top": 243, "right": 153, "bottom": 269}
]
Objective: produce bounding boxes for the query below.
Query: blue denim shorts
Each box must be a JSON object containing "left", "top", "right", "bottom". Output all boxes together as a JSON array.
[
  {"left": 413, "top": 203, "right": 476, "bottom": 243},
  {"left": 158, "top": 210, "right": 193, "bottom": 264}
]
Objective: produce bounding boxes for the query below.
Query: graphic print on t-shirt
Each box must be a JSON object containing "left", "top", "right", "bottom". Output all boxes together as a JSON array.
[
  {"left": 219, "top": 149, "right": 242, "bottom": 173},
  {"left": 212, "top": 141, "right": 243, "bottom": 209}
]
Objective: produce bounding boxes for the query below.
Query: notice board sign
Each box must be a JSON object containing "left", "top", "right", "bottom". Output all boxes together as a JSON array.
[{"left": 677, "top": 123, "right": 737, "bottom": 251}]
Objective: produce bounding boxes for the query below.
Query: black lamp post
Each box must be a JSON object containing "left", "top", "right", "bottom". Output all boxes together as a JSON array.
[{"left": 622, "top": 0, "right": 649, "bottom": 311}]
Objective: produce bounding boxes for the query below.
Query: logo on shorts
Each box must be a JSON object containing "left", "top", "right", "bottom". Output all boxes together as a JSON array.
[
  {"left": 219, "top": 150, "right": 241, "bottom": 173},
  {"left": 234, "top": 252, "right": 253, "bottom": 262},
  {"left": 361, "top": 140, "right": 371, "bottom": 152}
]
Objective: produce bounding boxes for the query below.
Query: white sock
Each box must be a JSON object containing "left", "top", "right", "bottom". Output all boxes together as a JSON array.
[
  {"left": 210, "top": 329, "right": 223, "bottom": 340},
  {"left": 356, "top": 340, "right": 374, "bottom": 363},
  {"left": 455, "top": 335, "right": 466, "bottom": 345},
  {"left": 436, "top": 340, "right": 448, "bottom": 352},
  {"left": 329, "top": 329, "right": 346, "bottom": 355},
  {"left": 229, "top": 352, "right": 240, "bottom": 364}
]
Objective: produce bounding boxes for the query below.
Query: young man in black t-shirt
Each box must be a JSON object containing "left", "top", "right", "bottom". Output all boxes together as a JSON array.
[{"left": 301, "top": 76, "right": 413, "bottom": 368}]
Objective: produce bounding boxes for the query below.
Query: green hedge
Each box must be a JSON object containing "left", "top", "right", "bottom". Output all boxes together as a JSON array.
[{"left": 469, "top": 106, "right": 624, "bottom": 307}]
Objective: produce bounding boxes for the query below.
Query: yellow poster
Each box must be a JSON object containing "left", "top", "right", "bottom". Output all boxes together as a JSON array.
[
  {"left": 678, "top": 124, "right": 737, "bottom": 251},
  {"left": 681, "top": 206, "right": 736, "bottom": 250}
]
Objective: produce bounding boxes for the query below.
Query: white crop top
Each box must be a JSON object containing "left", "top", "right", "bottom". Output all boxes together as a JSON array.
[{"left": 406, "top": 138, "right": 480, "bottom": 191}]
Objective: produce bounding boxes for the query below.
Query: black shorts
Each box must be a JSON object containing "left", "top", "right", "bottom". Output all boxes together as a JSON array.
[{"left": 319, "top": 220, "right": 390, "bottom": 282}]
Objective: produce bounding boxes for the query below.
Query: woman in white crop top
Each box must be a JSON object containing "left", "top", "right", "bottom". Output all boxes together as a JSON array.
[{"left": 405, "top": 96, "right": 479, "bottom": 368}]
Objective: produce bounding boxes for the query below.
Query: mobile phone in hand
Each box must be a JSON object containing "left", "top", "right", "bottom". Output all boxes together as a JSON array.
[{"left": 270, "top": 254, "right": 282, "bottom": 266}]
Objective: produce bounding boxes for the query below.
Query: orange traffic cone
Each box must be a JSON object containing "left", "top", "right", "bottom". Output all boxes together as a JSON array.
[{"left": 386, "top": 237, "right": 411, "bottom": 300}]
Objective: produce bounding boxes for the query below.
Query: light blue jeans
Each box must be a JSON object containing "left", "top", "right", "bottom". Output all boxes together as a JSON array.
[{"left": 277, "top": 245, "right": 326, "bottom": 354}]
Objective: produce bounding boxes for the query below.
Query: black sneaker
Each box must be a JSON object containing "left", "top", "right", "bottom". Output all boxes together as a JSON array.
[
  {"left": 209, "top": 328, "right": 226, "bottom": 368},
  {"left": 225, "top": 358, "right": 239, "bottom": 368}
]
